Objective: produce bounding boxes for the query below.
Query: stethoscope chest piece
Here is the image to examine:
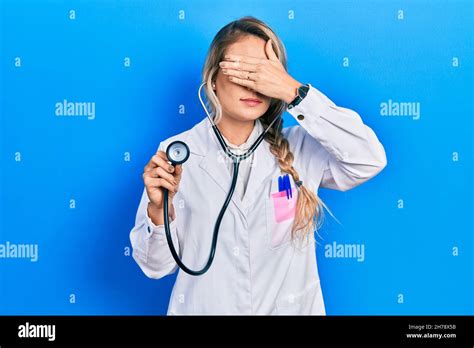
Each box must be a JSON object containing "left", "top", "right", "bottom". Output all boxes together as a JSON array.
[{"left": 166, "top": 140, "right": 190, "bottom": 165}]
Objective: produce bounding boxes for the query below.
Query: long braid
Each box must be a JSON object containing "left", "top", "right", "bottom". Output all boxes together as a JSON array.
[{"left": 263, "top": 117, "right": 326, "bottom": 247}]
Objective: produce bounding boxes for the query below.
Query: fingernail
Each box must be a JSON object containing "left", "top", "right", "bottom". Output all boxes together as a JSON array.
[{"left": 168, "top": 165, "right": 174, "bottom": 172}]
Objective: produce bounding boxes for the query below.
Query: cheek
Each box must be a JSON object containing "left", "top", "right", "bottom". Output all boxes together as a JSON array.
[
  {"left": 217, "top": 72, "right": 234, "bottom": 90},
  {"left": 218, "top": 90, "right": 237, "bottom": 110},
  {"left": 216, "top": 76, "right": 242, "bottom": 105},
  {"left": 217, "top": 74, "right": 236, "bottom": 94}
]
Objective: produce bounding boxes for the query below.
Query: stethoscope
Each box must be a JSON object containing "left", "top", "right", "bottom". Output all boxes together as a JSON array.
[{"left": 162, "top": 81, "right": 281, "bottom": 276}]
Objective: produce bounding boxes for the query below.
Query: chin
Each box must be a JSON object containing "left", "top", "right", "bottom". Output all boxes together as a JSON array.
[
  {"left": 236, "top": 108, "right": 268, "bottom": 120},
  {"left": 234, "top": 113, "right": 265, "bottom": 122}
]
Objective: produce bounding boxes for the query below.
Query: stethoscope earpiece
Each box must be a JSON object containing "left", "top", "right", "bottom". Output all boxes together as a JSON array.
[{"left": 166, "top": 140, "right": 190, "bottom": 165}]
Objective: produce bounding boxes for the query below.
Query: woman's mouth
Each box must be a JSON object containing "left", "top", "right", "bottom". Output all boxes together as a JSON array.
[{"left": 240, "top": 98, "right": 262, "bottom": 107}]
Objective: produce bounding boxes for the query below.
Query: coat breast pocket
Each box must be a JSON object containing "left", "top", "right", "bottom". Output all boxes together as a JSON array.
[{"left": 266, "top": 186, "right": 298, "bottom": 250}]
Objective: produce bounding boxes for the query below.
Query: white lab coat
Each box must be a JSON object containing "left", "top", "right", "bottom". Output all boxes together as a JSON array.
[{"left": 130, "top": 84, "right": 387, "bottom": 315}]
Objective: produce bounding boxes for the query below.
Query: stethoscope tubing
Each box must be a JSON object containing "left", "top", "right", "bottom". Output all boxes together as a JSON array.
[
  {"left": 163, "top": 160, "right": 240, "bottom": 276},
  {"left": 161, "top": 82, "right": 281, "bottom": 276}
]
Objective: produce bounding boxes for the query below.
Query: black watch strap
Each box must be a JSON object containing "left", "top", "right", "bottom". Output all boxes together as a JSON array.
[{"left": 288, "top": 83, "right": 311, "bottom": 109}]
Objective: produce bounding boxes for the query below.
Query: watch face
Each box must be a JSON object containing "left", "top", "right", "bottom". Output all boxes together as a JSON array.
[
  {"left": 288, "top": 84, "right": 310, "bottom": 109},
  {"left": 299, "top": 84, "right": 309, "bottom": 98}
]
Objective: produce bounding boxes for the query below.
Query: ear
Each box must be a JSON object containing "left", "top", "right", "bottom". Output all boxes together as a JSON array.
[{"left": 265, "top": 39, "right": 279, "bottom": 62}]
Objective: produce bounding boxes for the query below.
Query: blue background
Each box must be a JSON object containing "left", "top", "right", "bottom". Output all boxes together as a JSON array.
[{"left": 0, "top": 0, "right": 472, "bottom": 315}]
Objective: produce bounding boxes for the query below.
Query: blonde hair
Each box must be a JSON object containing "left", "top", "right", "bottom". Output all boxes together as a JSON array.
[{"left": 201, "top": 16, "right": 332, "bottom": 247}]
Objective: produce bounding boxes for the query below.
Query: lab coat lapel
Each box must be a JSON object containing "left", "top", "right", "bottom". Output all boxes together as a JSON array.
[{"left": 241, "top": 137, "right": 276, "bottom": 208}]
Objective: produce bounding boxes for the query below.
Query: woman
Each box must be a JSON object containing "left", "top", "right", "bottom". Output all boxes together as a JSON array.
[{"left": 130, "top": 16, "right": 387, "bottom": 315}]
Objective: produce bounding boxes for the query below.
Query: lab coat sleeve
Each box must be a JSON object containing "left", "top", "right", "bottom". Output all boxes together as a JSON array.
[
  {"left": 284, "top": 84, "right": 387, "bottom": 192},
  {"left": 129, "top": 145, "right": 181, "bottom": 279}
]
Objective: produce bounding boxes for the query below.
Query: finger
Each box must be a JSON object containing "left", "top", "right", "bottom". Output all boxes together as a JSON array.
[
  {"left": 174, "top": 164, "right": 183, "bottom": 177},
  {"left": 144, "top": 150, "right": 169, "bottom": 171},
  {"left": 155, "top": 150, "right": 168, "bottom": 160},
  {"left": 146, "top": 154, "right": 174, "bottom": 173},
  {"left": 157, "top": 150, "right": 175, "bottom": 168},
  {"left": 154, "top": 166, "right": 178, "bottom": 185},
  {"left": 220, "top": 60, "right": 257, "bottom": 72},
  {"left": 158, "top": 150, "right": 178, "bottom": 173},
  {"left": 227, "top": 75, "right": 256, "bottom": 89},
  {"left": 265, "top": 39, "right": 279, "bottom": 62},
  {"left": 145, "top": 176, "right": 177, "bottom": 193},
  {"left": 222, "top": 68, "right": 257, "bottom": 81},
  {"left": 223, "top": 53, "right": 265, "bottom": 65}
]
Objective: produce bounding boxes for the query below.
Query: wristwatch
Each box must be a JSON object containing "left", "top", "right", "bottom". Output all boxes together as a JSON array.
[{"left": 288, "top": 83, "right": 311, "bottom": 109}]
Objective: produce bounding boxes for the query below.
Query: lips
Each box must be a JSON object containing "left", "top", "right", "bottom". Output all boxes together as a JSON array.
[
  {"left": 240, "top": 98, "right": 262, "bottom": 107},
  {"left": 240, "top": 98, "right": 262, "bottom": 103}
]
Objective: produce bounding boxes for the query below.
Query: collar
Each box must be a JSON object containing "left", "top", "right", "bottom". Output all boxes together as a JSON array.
[
  {"left": 181, "top": 117, "right": 277, "bottom": 217},
  {"left": 221, "top": 119, "right": 263, "bottom": 152}
]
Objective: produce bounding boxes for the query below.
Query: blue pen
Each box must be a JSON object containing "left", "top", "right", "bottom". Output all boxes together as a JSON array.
[
  {"left": 283, "top": 175, "right": 288, "bottom": 199},
  {"left": 286, "top": 174, "right": 292, "bottom": 199},
  {"left": 278, "top": 174, "right": 293, "bottom": 200},
  {"left": 286, "top": 174, "right": 293, "bottom": 198}
]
